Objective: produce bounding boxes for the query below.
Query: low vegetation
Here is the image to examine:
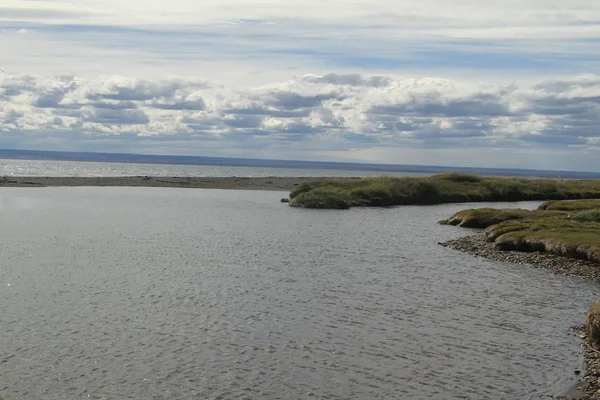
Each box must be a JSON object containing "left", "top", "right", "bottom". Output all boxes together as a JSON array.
[
  {"left": 288, "top": 173, "right": 600, "bottom": 209},
  {"left": 441, "top": 199, "right": 600, "bottom": 263},
  {"left": 537, "top": 199, "right": 600, "bottom": 211},
  {"left": 438, "top": 208, "right": 555, "bottom": 228},
  {"left": 573, "top": 209, "right": 600, "bottom": 223},
  {"left": 289, "top": 188, "right": 352, "bottom": 209}
]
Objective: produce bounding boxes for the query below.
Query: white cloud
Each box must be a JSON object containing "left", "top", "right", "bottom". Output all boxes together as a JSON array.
[
  {"left": 1, "top": 1, "right": 599, "bottom": 83},
  {"left": 1, "top": 72, "right": 599, "bottom": 170},
  {"left": 1, "top": 1, "right": 598, "bottom": 32}
]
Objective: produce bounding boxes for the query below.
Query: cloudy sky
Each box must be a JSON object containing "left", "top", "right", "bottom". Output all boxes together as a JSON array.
[{"left": 1, "top": 1, "right": 600, "bottom": 171}]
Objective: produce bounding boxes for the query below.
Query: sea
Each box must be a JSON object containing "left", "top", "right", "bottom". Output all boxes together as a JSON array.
[
  {"left": 0, "top": 157, "right": 599, "bottom": 399},
  {"left": 0, "top": 158, "right": 431, "bottom": 178}
]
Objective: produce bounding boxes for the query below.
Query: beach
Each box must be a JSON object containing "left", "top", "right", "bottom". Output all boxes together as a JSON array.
[{"left": 0, "top": 176, "right": 355, "bottom": 191}]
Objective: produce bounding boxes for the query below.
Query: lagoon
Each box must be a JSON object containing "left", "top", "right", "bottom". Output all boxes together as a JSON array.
[{"left": 0, "top": 187, "right": 596, "bottom": 399}]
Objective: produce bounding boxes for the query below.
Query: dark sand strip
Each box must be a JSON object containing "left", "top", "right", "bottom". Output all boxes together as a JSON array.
[{"left": 0, "top": 176, "right": 357, "bottom": 191}]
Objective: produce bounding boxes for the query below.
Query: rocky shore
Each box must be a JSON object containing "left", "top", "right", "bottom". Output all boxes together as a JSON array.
[
  {"left": 440, "top": 232, "right": 600, "bottom": 281},
  {"left": 441, "top": 232, "right": 600, "bottom": 399}
]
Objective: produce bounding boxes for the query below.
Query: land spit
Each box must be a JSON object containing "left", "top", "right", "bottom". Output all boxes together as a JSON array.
[{"left": 0, "top": 176, "right": 356, "bottom": 191}]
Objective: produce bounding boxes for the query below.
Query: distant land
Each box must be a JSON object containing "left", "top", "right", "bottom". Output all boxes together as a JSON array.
[{"left": 1, "top": 148, "right": 599, "bottom": 179}]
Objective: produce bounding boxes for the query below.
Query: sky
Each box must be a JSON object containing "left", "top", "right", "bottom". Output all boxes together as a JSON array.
[{"left": 1, "top": 1, "right": 600, "bottom": 171}]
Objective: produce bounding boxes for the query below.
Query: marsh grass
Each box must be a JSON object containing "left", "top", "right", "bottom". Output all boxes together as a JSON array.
[
  {"left": 538, "top": 199, "right": 600, "bottom": 211},
  {"left": 573, "top": 209, "right": 600, "bottom": 223},
  {"left": 439, "top": 208, "right": 554, "bottom": 228},
  {"left": 443, "top": 200, "right": 600, "bottom": 262},
  {"left": 289, "top": 188, "right": 352, "bottom": 209},
  {"left": 289, "top": 173, "right": 600, "bottom": 209}
]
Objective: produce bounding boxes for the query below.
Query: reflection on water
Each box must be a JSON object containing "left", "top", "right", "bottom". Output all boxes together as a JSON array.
[
  {"left": 0, "top": 188, "right": 596, "bottom": 399},
  {"left": 0, "top": 195, "right": 50, "bottom": 210},
  {"left": 0, "top": 159, "right": 430, "bottom": 178}
]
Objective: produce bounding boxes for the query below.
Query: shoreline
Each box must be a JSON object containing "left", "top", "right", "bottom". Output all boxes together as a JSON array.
[
  {"left": 0, "top": 176, "right": 357, "bottom": 191},
  {"left": 440, "top": 232, "right": 600, "bottom": 281},
  {"left": 441, "top": 233, "right": 600, "bottom": 399}
]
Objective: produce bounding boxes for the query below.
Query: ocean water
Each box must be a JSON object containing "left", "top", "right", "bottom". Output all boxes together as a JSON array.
[
  {"left": 0, "top": 187, "right": 597, "bottom": 399},
  {"left": 0, "top": 158, "right": 430, "bottom": 178}
]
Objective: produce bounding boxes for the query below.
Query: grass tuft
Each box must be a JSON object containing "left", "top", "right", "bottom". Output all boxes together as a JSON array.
[
  {"left": 289, "top": 188, "right": 351, "bottom": 209},
  {"left": 538, "top": 199, "right": 600, "bottom": 211},
  {"left": 573, "top": 209, "right": 600, "bottom": 223},
  {"left": 433, "top": 172, "right": 483, "bottom": 183}
]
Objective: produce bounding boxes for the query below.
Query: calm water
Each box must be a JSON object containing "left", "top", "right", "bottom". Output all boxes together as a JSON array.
[
  {"left": 0, "top": 159, "right": 429, "bottom": 178},
  {"left": 0, "top": 188, "right": 598, "bottom": 399}
]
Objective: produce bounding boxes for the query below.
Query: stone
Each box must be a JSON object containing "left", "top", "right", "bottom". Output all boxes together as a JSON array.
[{"left": 587, "top": 299, "right": 600, "bottom": 350}]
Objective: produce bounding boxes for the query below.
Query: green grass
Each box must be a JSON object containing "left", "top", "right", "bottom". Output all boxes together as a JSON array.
[
  {"left": 288, "top": 188, "right": 352, "bottom": 209},
  {"left": 573, "top": 209, "right": 600, "bottom": 223},
  {"left": 439, "top": 208, "right": 551, "bottom": 228},
  {"left": 443, "top": 200, "right": 600, "bottom": 262},
  {"left": 288, "top": 173, "right": 600, "bottom": 209},
  {"left": 538, "top": 199, "right": 600, "bottom": 211}
]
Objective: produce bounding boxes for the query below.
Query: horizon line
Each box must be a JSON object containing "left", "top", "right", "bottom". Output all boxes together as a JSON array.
[{"left": 1, "top": 148, "right": 599, "bottom": 177}]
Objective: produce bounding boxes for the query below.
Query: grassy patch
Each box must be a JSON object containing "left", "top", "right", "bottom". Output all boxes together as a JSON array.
[
  {"left": 573, "top": 209, "right": 600, "bottom": 223},
  {"left": 288, "top": 173, "right": 600, "bottom": 209},
  {"left": 434, "top": 172, "right": 482, "bottom": 182},
  {"left": 288, "top": 188, "right": 351, "bottom": 209},
  {"left": 443, "top": 199, "right": 600, "bottom": 262},
  {"left": 538, "top": 199, "right": 600, "bottom": 211},
  {"left": 440, "top": 208, "right": 548, "bottom": 228}
]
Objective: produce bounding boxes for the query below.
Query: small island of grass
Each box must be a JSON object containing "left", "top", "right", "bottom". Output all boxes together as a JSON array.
[{"left": 287, "top": 173, "right": 600, "bottom": 209}]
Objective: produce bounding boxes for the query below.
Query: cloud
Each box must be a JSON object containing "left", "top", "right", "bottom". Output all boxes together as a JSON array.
[
  {"left": 222, "top": 115, "right": 262, "bottom": 129},
  {"left": 150, "top": 100, "right": 206, "bottom": 111},
  {"left": 1, "top": 1, "right": 598, "bottom": 84},
  {"left": 93, "top": 101, "right": 139, "bottom": 110},
  {"left": 1, "top": 73, "right": 599, "bottom": 168},
  {"left": 301, "top": 74, "right": 390, "bottom": 87},
  {"left": 0, "top": 1, "right": 597, "bottom": 170},
  {"left": 86, "top": 78, "right": 193, "bottom": 102},
  {"left": 368, "top": 94, "right": 513, "bottom": 118},
  {"left": 0, "top": 6, "right": 92, "bottom": 21},
  {"left": 82, "top": 108, "right": 150, "bottom": 125},
  {"left": 2, "top": 1, "right": 598, "bottom": 33},
  {"left": 264, "top": 91, "right": 342, "bottom": 110}
]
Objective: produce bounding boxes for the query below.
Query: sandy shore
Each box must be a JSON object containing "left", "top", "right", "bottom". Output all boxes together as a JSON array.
[{"left": 0, "top": 176, "right": 356, "bottom": 192}]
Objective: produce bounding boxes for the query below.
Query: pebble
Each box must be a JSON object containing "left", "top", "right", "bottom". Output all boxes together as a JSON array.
[{"left": 441, "top": 232, "right": 600, "bottom": 281}]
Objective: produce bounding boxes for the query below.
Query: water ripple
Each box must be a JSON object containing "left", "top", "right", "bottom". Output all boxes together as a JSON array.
[{"left": 0, "top": 189, "right": 596, "bottom": 399}]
